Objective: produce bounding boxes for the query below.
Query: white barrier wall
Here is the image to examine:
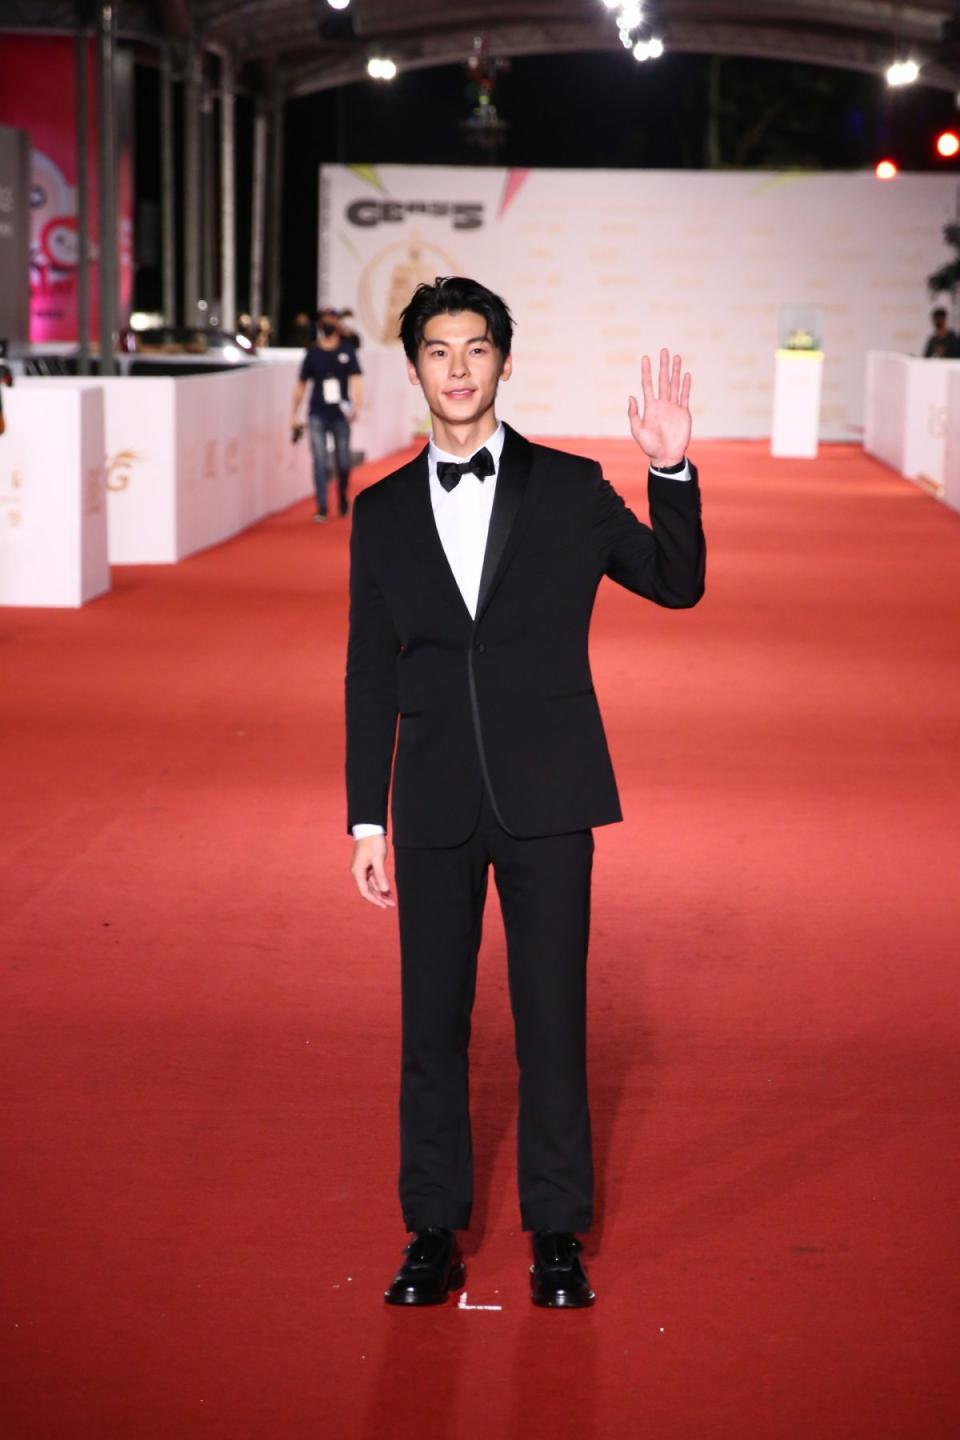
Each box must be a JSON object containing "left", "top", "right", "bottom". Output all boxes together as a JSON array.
[
  {"left": 863, "top": 351, "right": 960, "bottom": 491},
  {"left": 259, "top": 344, "right": 414, "bottom": 458},
  {"left": 940, "top": 371, "right": 960, "bottom": 516},
  {"left": 319, "top": 164, "right": 959, "bottom": 443},
  {"left": 0, "top": 384, "right": 109, "bottom": 607},
  {"left": 20, "top": 360, "right": 313, "bottom": 564}
]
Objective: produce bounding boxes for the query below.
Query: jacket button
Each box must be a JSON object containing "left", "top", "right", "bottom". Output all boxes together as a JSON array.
[{"left": 475, "top": 642, "right": 486, "bottom": 653}]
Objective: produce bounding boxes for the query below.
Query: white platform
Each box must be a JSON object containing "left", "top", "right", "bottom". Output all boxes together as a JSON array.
[
  {"left": 0, "top": 384, "right": 110, "bottom": 607},
  {"left": 863, "top": 350, "right": 960, "bottom": 496},
  {"left": 19, "top": 359, "right": 314, "bottom": 564},
  {"left": 771, "top": 350, "right": 824, "bottom": 459}
]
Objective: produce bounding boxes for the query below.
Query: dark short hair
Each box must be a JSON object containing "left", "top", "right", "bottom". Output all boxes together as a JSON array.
[
  {"left": 932, "top": 306, "right": 949, "bottom": 321},
  {"left": 398, "top": 276, "right": 514, "bottom": 364},
  {"left": 317, "top": 306, "right": 337, "bottom": 321}
]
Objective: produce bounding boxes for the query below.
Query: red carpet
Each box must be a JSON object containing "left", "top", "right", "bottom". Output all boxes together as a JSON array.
[{"left": 2, "top": 440, "right": 959, "bottom": 1438}]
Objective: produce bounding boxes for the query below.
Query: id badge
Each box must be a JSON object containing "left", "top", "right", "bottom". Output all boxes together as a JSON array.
[{"left": 322, "top": 377, "right": 341, "bottom": 404}]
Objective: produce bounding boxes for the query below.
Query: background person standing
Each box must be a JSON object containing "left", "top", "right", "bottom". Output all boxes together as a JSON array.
[
  {"left": 923, "top": 306, "right": 960, "bottom": 358},
  {"left": 291, "top": 307, "right": 363, "bottom": 522}
]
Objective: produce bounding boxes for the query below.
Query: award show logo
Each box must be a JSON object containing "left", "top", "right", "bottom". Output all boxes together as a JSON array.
[
  {"left": 106, "top": 449, "right": 144, "bottom": 492},
  {"left": 357, "top": 233, "right": 461, "bottom": 346},
  {"left": 347, "top": 199, "right": 484, "bottom": 231}
]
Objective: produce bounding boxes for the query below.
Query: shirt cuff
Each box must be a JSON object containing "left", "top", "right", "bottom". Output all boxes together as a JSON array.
[
  {"left": 649, "top": 458, "right": 692, "bottom": 481},
  {"left": 352, "top": 823, "right": 386, "bottom": 839}
]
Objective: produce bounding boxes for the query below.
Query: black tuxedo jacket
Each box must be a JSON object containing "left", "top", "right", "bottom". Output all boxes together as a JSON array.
[{"left": 345, "top": 423, "right": 705, "bottom": 847}]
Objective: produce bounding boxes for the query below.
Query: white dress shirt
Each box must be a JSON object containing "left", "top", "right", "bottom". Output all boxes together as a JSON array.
[
  {"left": 351, "top": 429, "right": 690, "bottom": 838},
  {"left": 427, "top": 420, "right": 506, "bottom": 621}
]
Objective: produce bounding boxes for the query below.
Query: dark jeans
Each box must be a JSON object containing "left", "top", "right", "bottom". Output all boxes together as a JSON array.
[
  {"left": 394, "top": 788, "right": 595, "bottom": 1234},
  {"left": 308, "top": 411, "right": 351, "bottom": 515}
]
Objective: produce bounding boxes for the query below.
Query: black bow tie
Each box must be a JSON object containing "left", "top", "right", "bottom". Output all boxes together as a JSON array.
[{"left": 436, "top": 446, "right": 496, "bottom": 492}]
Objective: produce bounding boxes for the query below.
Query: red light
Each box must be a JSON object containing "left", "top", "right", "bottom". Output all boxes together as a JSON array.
[
  {"left": 937, "top": 131, "right": 960, "bottom": 158},
  {"left": 875, "top": 159, "right": 898, "bottom": 180}
]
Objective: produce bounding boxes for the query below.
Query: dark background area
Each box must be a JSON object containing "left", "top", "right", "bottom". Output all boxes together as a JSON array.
[{"left": 133, "top": 49, "right": 960, "bottom": 333}]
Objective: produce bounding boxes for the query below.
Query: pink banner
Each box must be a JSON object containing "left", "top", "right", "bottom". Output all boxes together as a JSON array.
[{"left": 0, "top": 35, "right": 133, "bottom": 342}]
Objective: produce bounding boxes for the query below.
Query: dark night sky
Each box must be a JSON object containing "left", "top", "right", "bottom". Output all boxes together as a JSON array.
[{"left": 134, "top": 48, "right": 960, "bottom": 328}]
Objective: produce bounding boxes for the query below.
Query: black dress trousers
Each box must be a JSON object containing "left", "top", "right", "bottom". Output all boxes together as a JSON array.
[{"left": 393, "top": 789, "right": 595, "bottom": 1234}]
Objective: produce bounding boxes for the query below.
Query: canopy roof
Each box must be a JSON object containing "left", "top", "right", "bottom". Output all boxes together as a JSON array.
[{"left": 3, "top": 1, "right": 959, "bottom": 97}]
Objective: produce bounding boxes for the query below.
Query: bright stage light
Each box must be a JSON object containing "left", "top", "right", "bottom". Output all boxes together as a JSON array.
[
  {"left": 875, "top": 158, "right": 898, "bottom": 180},
  {"left": 937, "top": 130, "right": 960, "bottom": 158},
  {"left": 326, "top": 0, "right": 351, "bottom": 9},
  {"left": 633, "top": 36, "right": 664, "bottom": 62},
  {"left": 367, "top": 57, "right": 397, "bottom": 80},
  {"left": 886, "top": 58, "right": 920, "bottom": 87}
]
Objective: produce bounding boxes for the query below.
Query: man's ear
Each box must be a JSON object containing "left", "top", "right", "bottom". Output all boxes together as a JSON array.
[
  {"left": 500, "top": 353, "right": 513, "bottom": 383},
  {"left": 406, "top": 359, "right": 421, "bottom": 388}
]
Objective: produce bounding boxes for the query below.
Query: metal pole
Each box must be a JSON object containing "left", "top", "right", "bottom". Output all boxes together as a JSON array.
[
  {"left": 75, "top": 23, "right": 90, "bottom": 374},
  {"left": 220, "top": 51, "right": 236, "bottom": 333},
  {"left": 266, "top": 69, "right": 284, "bottom": 338},
  {"left": 96, "top": 1, "right": 117, "bottom": 376},
  {"left": 202, "top": 81, "right": 216, "bottom": 320},
  {"left": 250, "top": 102, "right": 266, "bottom": 322},
  {"left": 183, "top": 44, "right": 202, "bottom": 326},
  {"left": 160, "top": 46, "right": 176, "bottom": 325}
]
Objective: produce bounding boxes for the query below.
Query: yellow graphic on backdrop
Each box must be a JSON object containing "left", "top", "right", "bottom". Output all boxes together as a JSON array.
[{"left": 358, "top": 233, "right": 461, "bottom": 346}]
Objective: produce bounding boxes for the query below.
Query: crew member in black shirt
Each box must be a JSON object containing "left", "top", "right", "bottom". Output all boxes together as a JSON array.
[
  {"left": 291, "top": 307, "right": 363, "bottom": 522},
  {"left": 923, "top": 306, "right": 960, "bottom": 358}
]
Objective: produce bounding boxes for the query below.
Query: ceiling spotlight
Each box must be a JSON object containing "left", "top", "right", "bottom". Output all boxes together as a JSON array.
[
  {"left": 633, "top": 36, "right": 665, "bottom": 62},
  {"left": 886, "top": 58, "right": 920, "bottom": 87},
  {"left": 326, "top": 0, "right": 351, "bottom": 9},
  {"left": 367, "top": 56, "right": 397, "bottom": 80},
  {"left": 937, "top": 130, "right": 960, "bottom": 157},
  {"left": 875, "top": 158, "right": 899, "bottom": 180}
]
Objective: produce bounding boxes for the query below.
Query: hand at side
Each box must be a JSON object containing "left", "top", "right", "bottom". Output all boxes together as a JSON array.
[{"left": 351, "top": 834, "right": 395, "bottom": 909}]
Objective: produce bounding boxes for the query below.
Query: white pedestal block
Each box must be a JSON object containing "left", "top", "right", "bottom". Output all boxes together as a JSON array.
[
  {"left": 771, "top": 350, "right": 824, "bottom": 459},
  {"left": 0, "top": 384, "right": 109, "bottom": 607},
  {"left": 863, "top": 350, "right": 960, "bottom": 494}
]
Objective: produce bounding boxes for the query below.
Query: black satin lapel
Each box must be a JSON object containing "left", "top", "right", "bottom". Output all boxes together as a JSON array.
[
  {"left": 390, "top": 446, "right": 474, "bottom": 628},
  {"left": 475, "top": 424, "right": 536, "bottom": 623}
]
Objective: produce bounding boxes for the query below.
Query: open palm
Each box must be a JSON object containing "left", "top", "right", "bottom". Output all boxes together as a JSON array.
[{"left": 628, "top": 349, "right": 692, "bottom": 466}]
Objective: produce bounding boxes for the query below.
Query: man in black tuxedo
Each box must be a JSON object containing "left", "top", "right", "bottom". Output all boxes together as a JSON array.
[{"left": 346, "top": 276, "right": 705, "bottom": 1308}]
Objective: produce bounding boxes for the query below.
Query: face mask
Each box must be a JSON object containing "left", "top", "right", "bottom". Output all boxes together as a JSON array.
[{"left": 321, "top": 322, "right": 337, "bottom": 337}]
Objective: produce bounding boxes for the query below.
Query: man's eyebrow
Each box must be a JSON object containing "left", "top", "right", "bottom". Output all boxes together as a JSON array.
[{"left": 423, "top": 335, "right": 491, "bottom": 347}]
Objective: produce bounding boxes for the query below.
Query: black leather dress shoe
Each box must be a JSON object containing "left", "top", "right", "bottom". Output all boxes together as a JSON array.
[
  {"left": 384, "top": 1228, "right": 465, "bottom": 1306},
  {"left": 530, "top": 1231, "right": 595, "bottom": 1308}
]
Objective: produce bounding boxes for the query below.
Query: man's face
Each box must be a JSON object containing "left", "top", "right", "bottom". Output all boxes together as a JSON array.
[{"left": 408, "top": 309, "right": 511, "bottom": 426}]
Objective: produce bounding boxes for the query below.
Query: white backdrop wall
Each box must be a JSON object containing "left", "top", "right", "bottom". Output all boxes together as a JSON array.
[{"left": 318, "top": 164, "right": 959, "bottom": 443}]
